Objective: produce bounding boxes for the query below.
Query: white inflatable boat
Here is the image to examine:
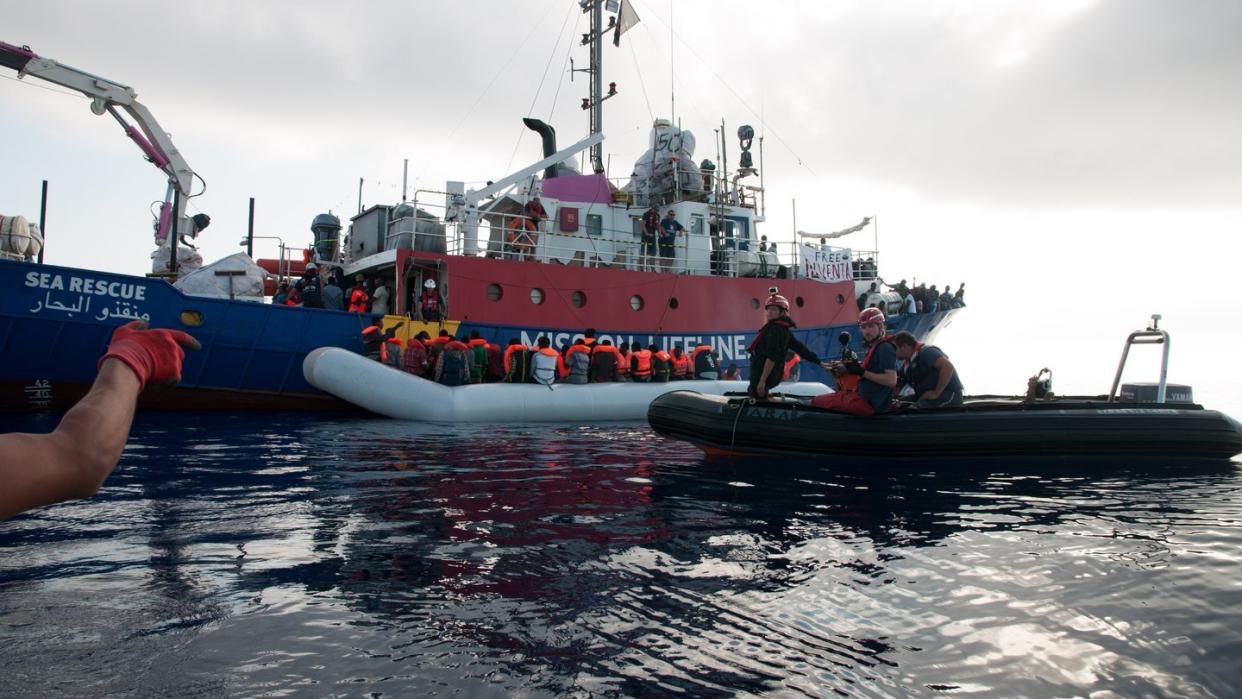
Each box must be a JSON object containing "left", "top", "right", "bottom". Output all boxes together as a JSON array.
[{"left": 302, "top": 347, "right": 832, "bottom": 422}]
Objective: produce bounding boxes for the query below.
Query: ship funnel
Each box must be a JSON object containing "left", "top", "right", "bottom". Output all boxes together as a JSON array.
[{"left": 523, "top": 118, "right": 560, "bottom": 181}]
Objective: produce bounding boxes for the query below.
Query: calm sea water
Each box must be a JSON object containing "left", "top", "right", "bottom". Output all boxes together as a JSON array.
[{"left": 2, "top": 411, "right": 1241, "bottom": 697}]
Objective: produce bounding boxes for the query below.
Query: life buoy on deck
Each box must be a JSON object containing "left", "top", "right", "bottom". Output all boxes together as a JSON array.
[{"left": 506, "top": 218, "right": 537, "bottom": 259}]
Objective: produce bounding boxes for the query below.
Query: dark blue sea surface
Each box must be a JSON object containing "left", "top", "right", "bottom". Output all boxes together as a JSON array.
[{"left": 2, "top": 412, "right": 1241, "bottom": 697}]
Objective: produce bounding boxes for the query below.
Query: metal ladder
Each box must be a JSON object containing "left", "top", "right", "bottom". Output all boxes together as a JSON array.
[{"left": 1108, "top": 314, "right": 1171, "bottom": 403}]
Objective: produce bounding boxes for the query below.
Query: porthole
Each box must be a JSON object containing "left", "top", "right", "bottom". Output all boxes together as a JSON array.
[
  {"left": 795, "top": 296, "right": 805, "bottom": 307},
  {"left": 630, "top": 294, "right": 644, "bottom": 311},
  {"left": 836, "top": 294, "right": 845, "bottom": 305},
  {"left": 668, "top": 297, "right": 679, "bottom": 309},
  {"left": 530, "top": 288, "right": 545, "bottom": 305},
  {"left": 571, "top": 290, "right": 587, "bottom": 308},
  {"left": 750, "top": 298, "right": 760, "bottom": 310},
  {"left": 179, "top": 310, "right": 204, "bottom": 327},
  {"left": 487, "top": 283, "right": 503, "bottom": 301}
]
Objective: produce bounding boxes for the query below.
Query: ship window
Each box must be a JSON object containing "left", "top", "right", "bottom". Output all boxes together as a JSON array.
[
  {"left": 571, "top": 290, "right": 587, "bottom": 308},
  {"left": 836, "top": 294, "right": 845, "bottom": 305},
  {"left": 179, "top": 310, "right": 204, "bottom": 327},
  {"left": 751, "top": 298, "right": 760, "bottom": 309},
  {"left": 668, "top": 297, "right": 679, "bottom": 310},
  {"left": 690, "top": 215, "right": 704, "bottom": 236},
  {"left": 586, "top": 214, "right": 603, "bottom": 237},
  {"left": 630, "top": 294, "right": 644, "bottom": 311},
  {"left": 796, "top": 296, "right": 805, "bottom": 307},
  {"left": 487, "top": 283, "right": 503, "bottom": 302},
  {"left": 530, "top": 288, "right": 545, "bottom": 305},
  {"left": 632, "top": 217, "right": 642, "bottom": 239}
]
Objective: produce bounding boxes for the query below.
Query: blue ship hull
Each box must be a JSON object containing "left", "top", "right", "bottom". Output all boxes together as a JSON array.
[{"left": 0, "top": 259, "right": 957, "bottom": 412}]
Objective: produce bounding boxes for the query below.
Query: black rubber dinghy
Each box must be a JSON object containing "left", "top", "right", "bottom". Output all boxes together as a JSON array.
[{"left": 648, "top": 391, "right": 1242, "bottom": 463}]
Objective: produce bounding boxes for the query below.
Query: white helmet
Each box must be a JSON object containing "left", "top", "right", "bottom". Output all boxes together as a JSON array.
[{"left": 424, "top": 279, "right": 437, "bottom": 289}]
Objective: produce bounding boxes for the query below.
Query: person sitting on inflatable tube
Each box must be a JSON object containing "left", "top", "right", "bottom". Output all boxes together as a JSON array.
[
  {"left": 892, "top": 330, "right": 965, "bottom": 408},
  {"left": 811, "top": 307, "right": 898, "bottom": 415},
  {"left": 747, "top": 290, "right": 830, "bottom": 399}
]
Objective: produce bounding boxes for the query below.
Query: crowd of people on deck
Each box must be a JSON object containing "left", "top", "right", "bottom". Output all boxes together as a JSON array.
[
  {"left": 857, "top": 280, "right": 966, "bottom": 314},
  {"left": 270, "top": 265, "right": 448, "bottom": 321},
  {"left": 358, "top": 325, "right": 750, "bottom": 388}
]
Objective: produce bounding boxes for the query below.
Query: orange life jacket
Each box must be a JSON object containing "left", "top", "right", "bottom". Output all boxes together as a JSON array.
[
  {"left": 671, "top": 353, "right": 690, "bottom": 378},
  {"left": 632, "top": 349, "right": 653, "bottom": 377},
  {"left": 503, "top": 344, "right": 529, "bottom": 381},
  {"left": 383, "top": 337, "right": 403, "bottom": 364},
  {"left": 616, "top": 351, "right": 631, "bottom": 377},
  {"left": 782, "top": 353, "right": 801, "bottom": 381},
  {"left": 348, "top": 287, "right": 369, "bottom": 313},
  {"left": 837, "top": 335, "right": 895, "bottom": 392},
  {"left": 419, "top": 289, "right": 442, "bottom": 315},
  {"left": 652, "top": 350, "right": 672, "bottom": 381}
]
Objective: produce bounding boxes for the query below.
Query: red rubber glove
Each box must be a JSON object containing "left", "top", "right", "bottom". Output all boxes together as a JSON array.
[{"left": 97, "top": 320, "right": 201, "bottom": 390}]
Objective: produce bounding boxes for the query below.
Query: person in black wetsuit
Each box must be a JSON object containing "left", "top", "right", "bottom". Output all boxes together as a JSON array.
[{"left": 746, "top": 290, "right": 829, "bottom": 399}]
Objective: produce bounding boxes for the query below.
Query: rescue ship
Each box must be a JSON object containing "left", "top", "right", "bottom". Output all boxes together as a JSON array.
[{"left": 0, "top": 4, "right": 958, "bottom": 413}]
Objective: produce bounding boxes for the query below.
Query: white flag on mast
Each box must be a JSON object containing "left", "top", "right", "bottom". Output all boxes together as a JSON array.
[{"left": 614, "top": 0, "right": 641, "bottom": 46}]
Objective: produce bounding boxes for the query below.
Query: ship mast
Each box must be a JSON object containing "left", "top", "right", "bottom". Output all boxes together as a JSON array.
[{"left": 577, "top": 0, "right": 619, "bottom": 174}]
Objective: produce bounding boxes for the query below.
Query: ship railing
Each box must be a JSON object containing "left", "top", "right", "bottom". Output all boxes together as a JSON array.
[
  {"left": 603, "top": 176, "right": 749, "bottom": 211},
  {"left": 372, "top": 205, "right": 801, "bottom": 279}
]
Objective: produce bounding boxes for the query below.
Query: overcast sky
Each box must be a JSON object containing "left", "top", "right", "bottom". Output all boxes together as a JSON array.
[{"left": 2, "top": 0, "right": 1239, "bottom": 400}]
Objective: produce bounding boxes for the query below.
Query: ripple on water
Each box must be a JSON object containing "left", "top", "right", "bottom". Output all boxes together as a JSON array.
[{"left": 1, "top": 414, "right": 1240, "bottom": 696}]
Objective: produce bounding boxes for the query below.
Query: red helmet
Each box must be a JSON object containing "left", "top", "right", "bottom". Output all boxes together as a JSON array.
[
  {"left": 858, "top": 307, "right": 886, "bottom": 326},
  {"left": 765, "top": 293, "right": 790, "bottom": 311}
]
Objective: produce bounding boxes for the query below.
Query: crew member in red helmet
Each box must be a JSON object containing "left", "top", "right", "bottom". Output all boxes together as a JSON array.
[
  {"left": 746, "top": 289, "right": 831, "bottom": 399},
  {"left": 811, "top": 306, "right": 898, "bottom": 415}
]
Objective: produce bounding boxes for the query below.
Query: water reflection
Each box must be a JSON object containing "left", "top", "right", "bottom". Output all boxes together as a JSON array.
[{"left": 1, "top": 413, "right": 1239, "bottom": 697}]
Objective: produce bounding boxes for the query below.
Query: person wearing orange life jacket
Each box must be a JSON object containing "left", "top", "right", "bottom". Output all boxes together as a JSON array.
[
  {"left": 418, "top": 279, "right": 444, "bottom": 322},
  {"left": 435, "top": 336, "right": 472, "bottom": 387},
  {"left": 564, "top": 337, "right": 592, "bottom": 385},
  {"left": 383, "top": 336, "right": 404, "bottom": 370},
  {"left": 485, "top": 342, "right": 504, "bottom": 382},
  {"left": 362, "top": 318, "right": 404, "bottom": 364},
  {"left": 403, "top": 331, "right": 431, "bottom": 376},
  {"left": 615, "top": 342, "right": 632, "bottom": 381},
  {"left": 782, "top": 350, "right": 801, "bottom": 382},
  {"left": 650, "top": 344, "right": 672, "bottom": 383},
  {"left": 581, "top": 328, "right": 597, "bottom": 348},
  {"left": 348, "top": 274, "right": 370, "bottom": 313},
  {"left": 747, "top": 291, "right": 829, "bottom": 400},
  {"left": 530, "top": 336, "right": 567, "bottom": 386},
  {"left": 721, "top": 363, "right": 742, "bottom": 380},
  {"left": 670, "top": 347, "right": 690, "bottom": 380},
  {"left": 502, "top": 338, "right": 531, "bottom": 383},
  {"left": 691, "top": 343, "right": 719, "bottom": 380},
  {"left": 467, "top": 330, "right": 489, "bottom": 383},
  {"left": 361, "top": 321, "right": 384, "bottom": 361},
  {"left": 589, "top": 339, "right": 621, "bottom": 382},
  {"left": 810, "top": 307, "right": 898, "bottom": 415},
  {"left": 630, "top": 345, "right": 654, "bottom": 382},
  {"left": 427, "top": 329, "right": 452, "bottom": 376}
]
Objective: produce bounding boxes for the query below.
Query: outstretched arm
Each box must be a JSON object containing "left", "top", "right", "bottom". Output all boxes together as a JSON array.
[
  {"left": 0, "top": 360, "right": 141, "bottom": 519},
  {"left": 0, "top": 321, "right": 198, "bottom": 520}
]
